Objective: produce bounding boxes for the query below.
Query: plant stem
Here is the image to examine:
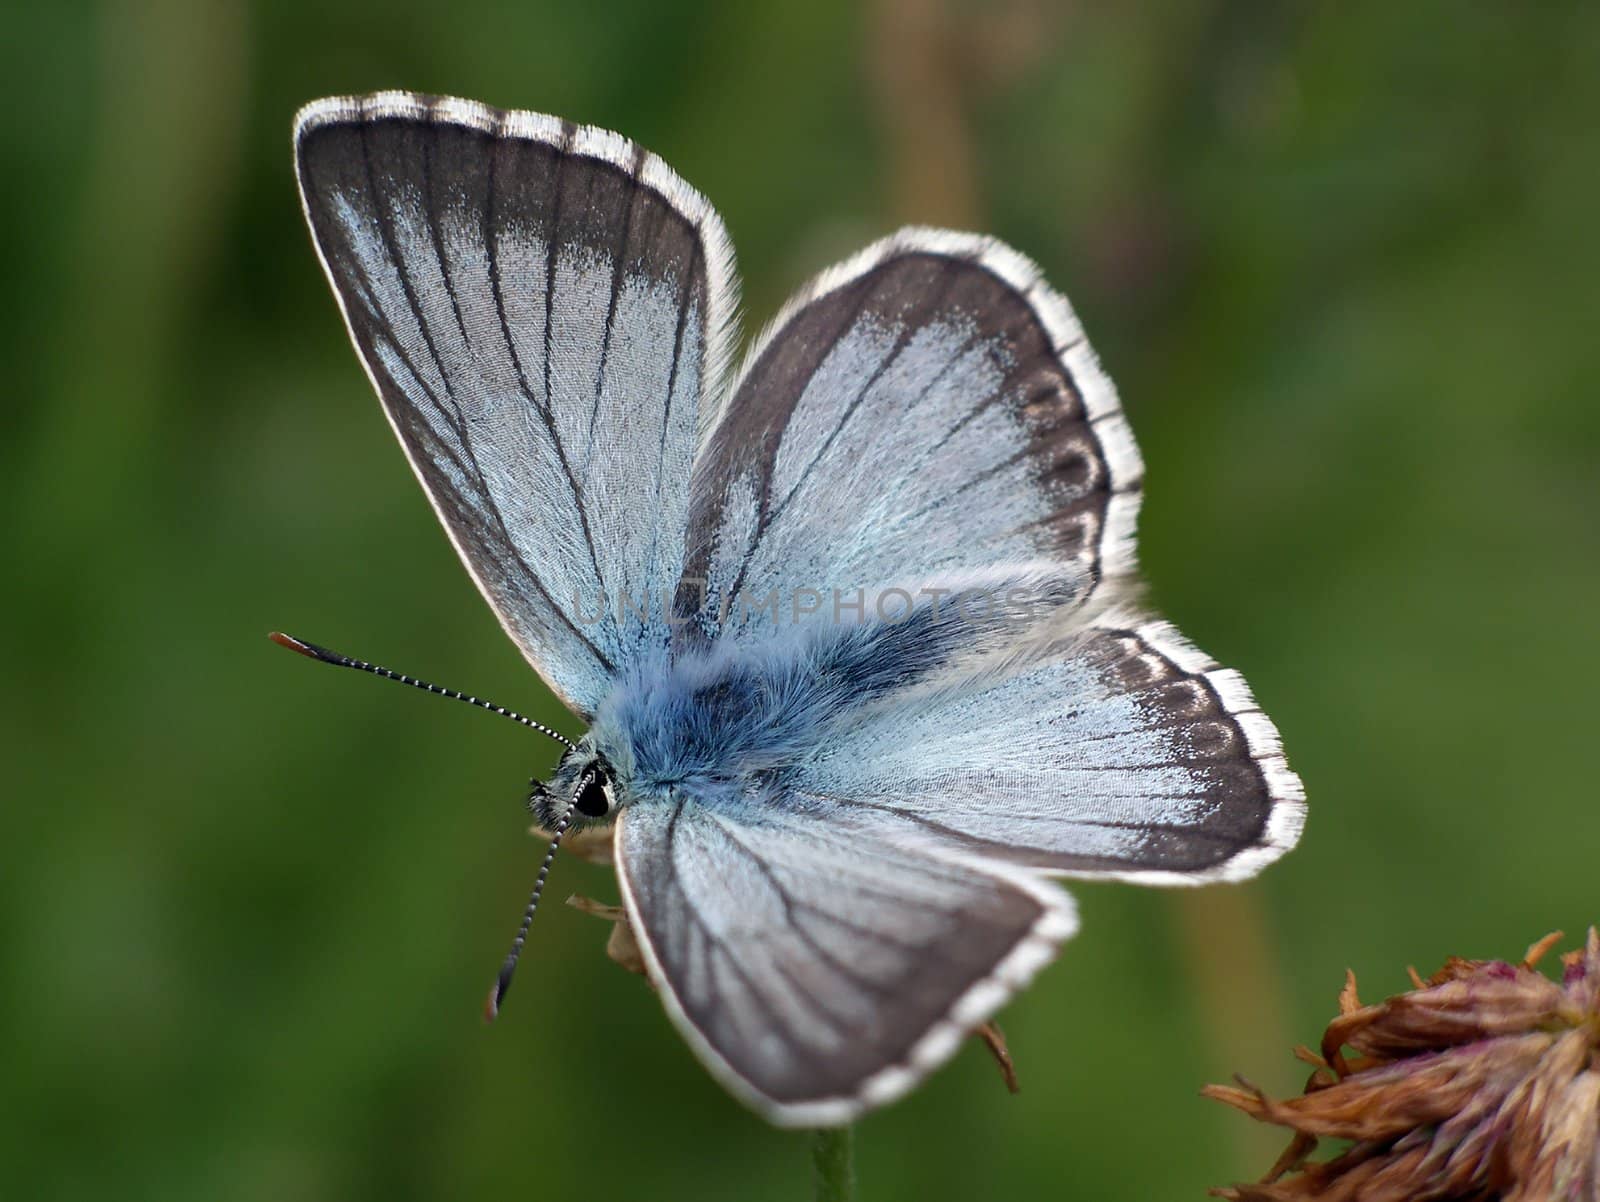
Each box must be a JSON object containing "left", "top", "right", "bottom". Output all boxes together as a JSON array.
[{"left": 810, "top": 1125, "right": 856, "bottom": 1202}]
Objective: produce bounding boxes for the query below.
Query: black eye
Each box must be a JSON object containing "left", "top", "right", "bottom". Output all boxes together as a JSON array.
[{"left": 573, "top": 765, "right": 611, "bottom": 818}]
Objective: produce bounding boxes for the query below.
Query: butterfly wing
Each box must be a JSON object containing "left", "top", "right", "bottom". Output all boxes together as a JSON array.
[
  {"left": 790, "top": 609, "right": 1305, "bottom": 884},
  {"left": 614, "top": 796, "right": 1076, "bottom": 1127},
  {"left": 295, "top": 93, "right": 737, "bottom": 714},
  {"left": 677, "top": 228, "right": 1141, "bottom": 644}
]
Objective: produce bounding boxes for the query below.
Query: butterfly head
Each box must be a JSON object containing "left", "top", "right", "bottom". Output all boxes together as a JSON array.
[{"left": 529, "top": 740, "right": 626, "bottom": 831}]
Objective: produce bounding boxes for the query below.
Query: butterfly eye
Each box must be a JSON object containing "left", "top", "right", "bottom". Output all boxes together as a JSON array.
[{"left": 572, "top": 764, "right": 613, "bottom": 819}]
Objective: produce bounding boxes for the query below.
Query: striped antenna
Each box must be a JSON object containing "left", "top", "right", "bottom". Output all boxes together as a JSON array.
[
  {"left": 268, "top": 632, "right": 576, "bottom": 749},
  {"left": 484, "top": 796, "right": 576, "bottom": 1020}
]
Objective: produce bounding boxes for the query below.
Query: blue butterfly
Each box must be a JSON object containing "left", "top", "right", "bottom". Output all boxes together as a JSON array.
[{"left": 283, "top": 91, "right": 1305, "bottom": 1127}]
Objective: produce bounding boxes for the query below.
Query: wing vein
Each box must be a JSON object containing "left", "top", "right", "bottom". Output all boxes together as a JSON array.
[
  {"left": 586, "top": 152, "right": 645, "bottom": 460},
  {"left": 644, "top": 236, "right": 701, "bottom": 612},
  {"left": 534, "top": 126, "right": 612, "bottom": 620}
]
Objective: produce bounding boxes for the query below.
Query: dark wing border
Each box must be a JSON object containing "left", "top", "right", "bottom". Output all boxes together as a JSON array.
[{"left": 1059, "top": 608, "right": 1305, "bottom": 885}]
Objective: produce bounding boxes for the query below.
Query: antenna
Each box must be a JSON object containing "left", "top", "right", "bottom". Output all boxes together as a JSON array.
[
  {"left": 268, "top": 632, "right": 575, "bottom": 749},
  {"left": 484, "top": 793, "right": 578, "bottom": 1020}
]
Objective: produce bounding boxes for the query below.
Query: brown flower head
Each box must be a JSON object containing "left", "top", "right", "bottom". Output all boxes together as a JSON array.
[{"left": 1206, "top": 929, "right": 1600, "bottom": 1201}]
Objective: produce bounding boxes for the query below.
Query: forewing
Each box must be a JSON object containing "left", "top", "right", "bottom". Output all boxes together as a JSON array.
[
  {"left": 295, "top": 93, "right": 737, "bottom": 714},
  {"left": 614, "top": 798, "right": 1076, "bottom": 1126},
  {"left": 677, "top": 228, "right": 1141, "bottom": 644},
  {"left": 791, "top": 610, "right": 1306, "bottom": 883}
]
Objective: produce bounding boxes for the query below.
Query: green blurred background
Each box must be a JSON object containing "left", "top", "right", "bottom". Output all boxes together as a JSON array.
[{"left": 5, "top": 2, "right": 1598, "bottom": 1199}]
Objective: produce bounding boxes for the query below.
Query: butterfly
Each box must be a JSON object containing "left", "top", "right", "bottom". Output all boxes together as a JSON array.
[{"left": 283, "top": 91, "right": 1305, "bottom": 1128}]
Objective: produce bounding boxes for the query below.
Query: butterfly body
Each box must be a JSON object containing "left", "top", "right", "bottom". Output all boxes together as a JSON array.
[
  {"left": 291, "top": 91, "right": 1305, "bottom": 1126},
  {"left": 537, "top": 566, "right": 1083, "bottom": 827}
]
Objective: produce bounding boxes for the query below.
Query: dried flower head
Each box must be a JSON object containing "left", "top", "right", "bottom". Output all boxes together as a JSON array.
[{"left": 1206, "top": 928, "right": 1600, "bottom": 1201}]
